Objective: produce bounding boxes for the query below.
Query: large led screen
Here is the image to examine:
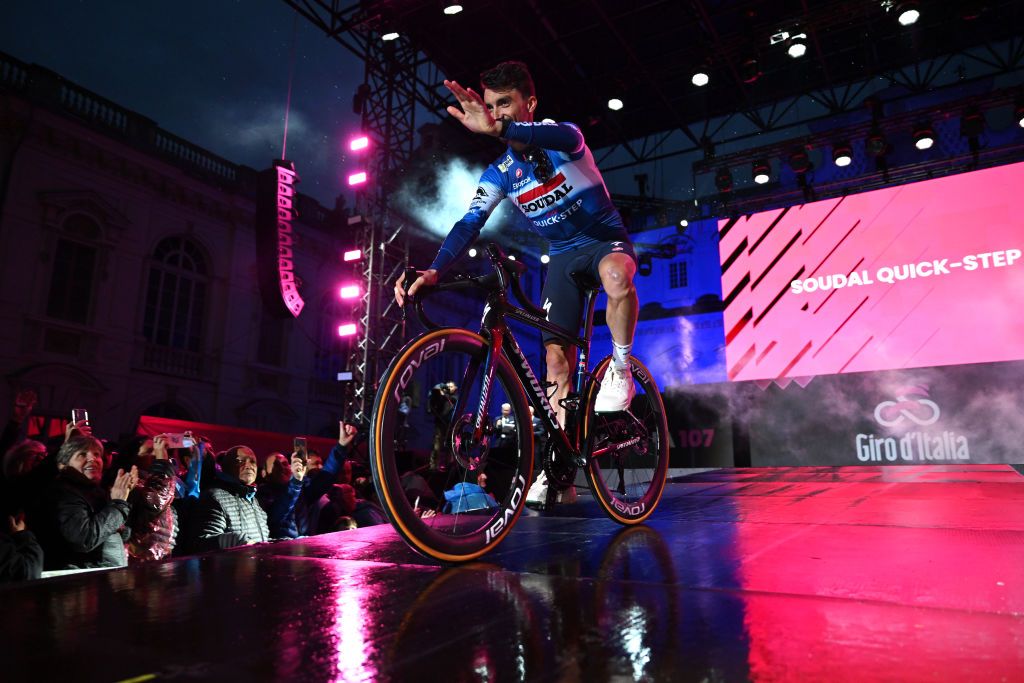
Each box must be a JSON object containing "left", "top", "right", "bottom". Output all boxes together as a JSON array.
[{"left": 720, "top": 161, "right": 1024, "bottom": 381}]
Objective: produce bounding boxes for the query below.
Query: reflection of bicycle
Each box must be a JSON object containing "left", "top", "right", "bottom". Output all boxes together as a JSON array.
[
  {"left": 370, "top": 243, "right": 669, "bottom": 562},
  {"left": 385, "top": 527, "right": 678, "bottom": 680}
]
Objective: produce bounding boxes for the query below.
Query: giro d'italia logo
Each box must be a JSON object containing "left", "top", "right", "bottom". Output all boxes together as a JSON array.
[
  {"left": 858, "top": 385, "right": 968, "bottom": 462},
  {"left": 873, "top": 386, "right": 940, "bottom": 428}
]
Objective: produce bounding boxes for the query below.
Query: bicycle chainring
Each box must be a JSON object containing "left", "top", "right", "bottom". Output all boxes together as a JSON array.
[{"left": 543, "top": 440, "right": 578, "bottom": 487}]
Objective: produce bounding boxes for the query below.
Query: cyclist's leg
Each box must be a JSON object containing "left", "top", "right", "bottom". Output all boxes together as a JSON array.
[
  {"left": 597, "top": 249, "right": 638, "bottom": 354},
  {"left": 544, "top": 342, "right": 575, "bottom": 429},
  {"left": 589, "top": 242, "right": 639, "bottom": 411},
  {"left": 540, "top": 250, "right": 587, "bottom": 426}
]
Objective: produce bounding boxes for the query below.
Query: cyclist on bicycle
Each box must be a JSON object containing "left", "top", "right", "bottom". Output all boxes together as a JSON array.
[{"left": 395, "top": 60, "right": 639, "bottom": 424}]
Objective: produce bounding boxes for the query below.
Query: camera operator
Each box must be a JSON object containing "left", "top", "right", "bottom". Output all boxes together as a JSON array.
[{"left": 427, "top": 381, "right": 458, "bottom": 471}]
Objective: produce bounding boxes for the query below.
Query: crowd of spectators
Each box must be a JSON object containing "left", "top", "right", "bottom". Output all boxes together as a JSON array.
[{"left": 0, "top": 390, "right": 387, "bottom": 583}]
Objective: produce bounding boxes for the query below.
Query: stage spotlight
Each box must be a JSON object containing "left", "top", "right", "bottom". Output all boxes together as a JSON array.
[
  {"left": 692, "top": 68, "right": 709, "bottom": 87},
  {"left": 714, "top": 167, "right": 733, "bottom": 193},
  {"left": 337, "top": 323, "right": 357, "bottom": 336},
  {"left": 468, "top": 247, "right": 478, "bottom": 258},
  {"left": 679, "top": 218, "right": 689, "bottom": 228},
  {"left": 443, "top": 4, "right": 463, "bottom": 14},
  {"left": 343, "top": 249, "right": 362, "bottom": 262},
  {"left": 788, "top": 147, "right": 812, "bottom": 173},
  {"left": 896, "top": 2, "right": 920, "bottom": 25},
  {"left": 382, "top": 31, "right": 400, "bottom": 41},
  {"left": 787, "top": 34, "right": 808, "bottom": 58},
  {"left": 607, "top": 98, "right": 624, "bottom": 111},
  {"left": 507, "top": 254, "right": 517, "bottom": 261},
  {"left": 752, "top": 159, "right": 771, "bottom": 184},
  {"left": 340, "top": 285, "right": 361, "bottom": 299},
  {"left": 832, "top": 142, "right": 853, "bottom": 167},
  {"left": 1015, "top": 100, "right": 1024, "bottom": 128},
  {"left": 866, "top": 129, "right": 888, "bottom": 157},
  {"left": 348, "top": 171, "right": 367, "bottom": 186},
  {"left": 541, "top": 254, "right": 550, "bottom": 264},
  {"left": 349, "top": 136, "right": 369, "bottom": 151},
  {"left": 913, "top": 123, "right": 935, "bottom": 150}
]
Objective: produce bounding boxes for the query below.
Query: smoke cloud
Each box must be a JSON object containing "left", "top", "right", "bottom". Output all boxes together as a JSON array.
[{"left": 393, "top": 157, "right": 519, "bottom": 240}]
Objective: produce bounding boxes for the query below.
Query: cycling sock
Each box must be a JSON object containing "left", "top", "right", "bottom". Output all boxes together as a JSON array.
[{"left": 611, "top": 342, "right": 631, "bottom": 370}]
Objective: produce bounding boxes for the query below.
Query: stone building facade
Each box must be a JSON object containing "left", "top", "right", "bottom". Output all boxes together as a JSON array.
[{"left": 0, "top": 52, "right": 354, "bottom": 441}]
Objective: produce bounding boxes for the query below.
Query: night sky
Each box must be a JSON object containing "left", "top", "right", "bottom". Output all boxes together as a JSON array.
[{"left": 1, "top": 1, "right": 369, "bottom": 208}]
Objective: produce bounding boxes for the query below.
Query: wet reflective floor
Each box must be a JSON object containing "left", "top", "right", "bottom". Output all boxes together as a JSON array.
[{"left": 4, "top": 465, "right": 1024, "bottom": 682}]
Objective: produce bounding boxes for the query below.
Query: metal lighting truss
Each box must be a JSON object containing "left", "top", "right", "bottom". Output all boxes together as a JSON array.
[{"left": 283, "top": 0, "right": 426, "bottom": 423}]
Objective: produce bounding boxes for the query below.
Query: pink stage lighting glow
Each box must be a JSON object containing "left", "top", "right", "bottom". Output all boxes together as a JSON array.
[
  {"left": 348, "top": 172, "right": 367, "bottom": 186},
  {"left": 340, "top": 285, "right": 361, "bottom": 299},
  {"left": 719, "top": 160, "right": 1024, "bottom": 381},
  {"left": 337, "top": 323, "right": 357, "bottom": 337},
  {"left": 343, "top": 249, "right": 361, "bottom": 262},
  {"left": 349, "top": 136, "right": 369, "bottom": 151}
]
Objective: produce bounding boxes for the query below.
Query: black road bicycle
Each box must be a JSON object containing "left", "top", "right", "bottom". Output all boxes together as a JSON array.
[{"left": 370, "top": 243, "right": 669, "bottom": 562}]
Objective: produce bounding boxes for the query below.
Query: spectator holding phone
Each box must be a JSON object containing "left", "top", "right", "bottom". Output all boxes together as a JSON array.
[
  {"left": 293, "top": 422, "right": 358, "bottom": 536},
  {"left": 192, "top": 445, "right": 269, "bottom": 551},
  {"left": 126, "top": 434, "right": 180, "bottom": 563},
  {"left": 36, "top": 434, "right": 137, "bottom": 570},
  {"left": 257, "top": 448, "right": 309, "bottom": 539}
]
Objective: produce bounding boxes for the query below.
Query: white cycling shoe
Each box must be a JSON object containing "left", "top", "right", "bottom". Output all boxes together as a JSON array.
[
  {"left": 526, "top": 471, "right": 549, "bottom": 507},
  {"left": 594, "top": 364, "right": 635, "bottom": 413}
]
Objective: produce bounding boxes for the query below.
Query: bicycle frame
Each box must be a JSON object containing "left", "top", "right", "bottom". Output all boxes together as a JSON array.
[{"left": 448, "top": 271, "right": 602, "bottom": 467}]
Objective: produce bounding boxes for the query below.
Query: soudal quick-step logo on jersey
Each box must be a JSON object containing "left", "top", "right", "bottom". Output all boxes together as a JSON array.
[{"left": 517, "top": 173, "right": 574, "bottom": 213}]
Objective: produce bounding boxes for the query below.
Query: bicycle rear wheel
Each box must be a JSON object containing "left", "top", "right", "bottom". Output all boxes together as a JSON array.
[
  {"left": 582, "top": 355, "right": 669, "bottom": 524},
  {"left": 371, "top": 328, "right": 534, "bottom": 562}
]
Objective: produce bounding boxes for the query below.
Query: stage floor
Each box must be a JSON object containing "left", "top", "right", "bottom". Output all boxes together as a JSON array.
[{"left": 5, "top": 465, "right": 1024, "bottom": 682}]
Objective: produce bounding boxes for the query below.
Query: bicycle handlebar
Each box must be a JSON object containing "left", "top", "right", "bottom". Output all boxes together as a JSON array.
[{"left": 404, "top": 242, "right": 547, "bottom": 329}]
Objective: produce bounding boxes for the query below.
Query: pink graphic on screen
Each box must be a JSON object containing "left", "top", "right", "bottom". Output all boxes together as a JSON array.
[{"left": 719, "top": 161, "right": 1024, "bottom": 381}]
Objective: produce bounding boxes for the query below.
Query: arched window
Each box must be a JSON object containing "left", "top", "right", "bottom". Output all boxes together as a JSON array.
[
  {"left": 46, "top": 214, "right": 100, "bottom": 323},
  {"left": 142, "top": 237, "right": 208, "bottom": 352}
]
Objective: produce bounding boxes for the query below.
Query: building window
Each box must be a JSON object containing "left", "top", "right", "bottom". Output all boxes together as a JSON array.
[
  {"left": 46, "top": 214, "right": 101, "bottom": 324},
  {"left": 669, "top": 261, "right": 688, "bottom": 289},
  {"left": 143, "top": 237, "right": 208, "bottom": 352}
]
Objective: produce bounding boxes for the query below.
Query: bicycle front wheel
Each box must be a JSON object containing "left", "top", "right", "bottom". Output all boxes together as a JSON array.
[
  {"left": 371, "top": 328, "right": 534, "bottom": 562},
  {"left": 582, "top": 355, "right": 669, "bottom": 524}
]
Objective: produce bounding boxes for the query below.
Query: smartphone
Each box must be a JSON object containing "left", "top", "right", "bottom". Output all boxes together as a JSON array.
[
  {"left": 71, "top": 408, "right": 89, "bottom": 425},
  {"left": 293, "top": 436, "right": 308, "bottom": 462},
  {"left": 165, "top": 433, "right": 186, "bottom": 449},
  {"left": 182, "top": 430, "right": 195, "bottom": 448}
]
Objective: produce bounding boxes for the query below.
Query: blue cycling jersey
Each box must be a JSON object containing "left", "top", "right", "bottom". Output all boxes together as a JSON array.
[{"left": 428, "top": 121, "right": 628, "bottom": 274}]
